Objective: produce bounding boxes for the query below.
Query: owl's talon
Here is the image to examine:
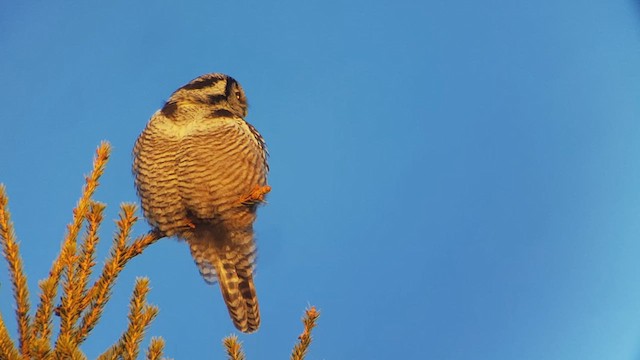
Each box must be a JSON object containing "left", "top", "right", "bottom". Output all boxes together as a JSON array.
[
  {"left": 239, "top": 185, "right": 271, "bottom": 205},
  {"left": 178, "top": 219, "right": 196, "bottom": 229}
]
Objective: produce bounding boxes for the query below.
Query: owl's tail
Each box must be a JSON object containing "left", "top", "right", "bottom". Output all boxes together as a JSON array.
[
  {"left": 189, "top": 232, "right": 260, "bottom": 333},
  {"left": 213, "top": 250, "right": 260, "bottom": 333}
]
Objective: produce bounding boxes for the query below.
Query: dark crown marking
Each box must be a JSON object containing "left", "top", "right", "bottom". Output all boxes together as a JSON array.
[
  {"left": 182, "top": 76, "right": 224, "bottom": 90},
  {"left": 161, "top": 101, "right": 178, "bottom": 117},
  {"left": 224, "top": 77, "right": 238, "bottom": 98}
]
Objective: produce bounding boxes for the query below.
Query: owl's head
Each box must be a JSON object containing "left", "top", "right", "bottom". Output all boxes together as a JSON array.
[{"left": 161, "top": 73, "right": 248, "bottom": 119}]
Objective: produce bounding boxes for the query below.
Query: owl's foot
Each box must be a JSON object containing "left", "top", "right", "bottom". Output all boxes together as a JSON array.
[
  {"left": 177, "top": 219, "right": 196, "bottom": 230},
  {"left": 239, "top": 185, "right": 271, "bottom": 205}
]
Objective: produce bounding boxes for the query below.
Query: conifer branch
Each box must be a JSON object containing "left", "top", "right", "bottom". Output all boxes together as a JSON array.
[
  {"left": 290, "top": 306, "right": 320, "bottom": 360},
  {"left": 73, "top": 202, "right": 105, "bottom": 318},
  {"left": 146, "top": 337, "right": 166, "bottom": 360},
  {"left": 121, "top": 278, "right": 159, "bottom": 360},
  {"left": 0, "top": 309, "right": 20, "bottom": 360},
  {"left": 74, "top": 203, "right": 136, "bottom": 344},
  {"left": 0, "top": 185, "right": 32, "bottom": 357},
  {"left": 223, "top": 335, "right": 246, "bottom": 360},
  {"left": 33, "top": 142, "right": 110, "bottom": 346},
  {"left": 98, "top": 278, "right": 159, "bottom": 360}
]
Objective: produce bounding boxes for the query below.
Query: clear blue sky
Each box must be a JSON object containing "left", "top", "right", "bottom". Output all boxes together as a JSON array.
[{"left": 1, "top": 1, "right": 640, "bottom": 359}]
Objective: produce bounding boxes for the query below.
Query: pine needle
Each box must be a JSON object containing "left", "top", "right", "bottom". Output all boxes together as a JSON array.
[
  {"left": 146, "top": 337, "right": 165, "bottom": 360},
  {"left": 95, "top": 345, "right": 119, "bottom": 360},
  {"left": 223, "top": 335, "right": 246, "bottom": 360},
  {"left": 73, "top": 202, "right": 105, "bottom": 318},
  {"left": 29, "top": 337, "right": 50, "bottom": 360},
  {"left": 74, "top": 203, "right": 136, "bottom": 344},
  {"left": 55, "top": 333, "right": 87, "bottom": 360},
  {"left": 98, "top": 278, "right": 159, "bottom": 360},
  {"left": 0, "top": 309, "right": 20, "bottom": 360},
  {"left": 121, "top": 278, "right": 159, "bottom": 360},
  {"left": 0, "top": 185, "right": 32, "bottom": 357},
  {"left": 290, "top": 306, "right": 320, "bottom": 360},
  {"left": 33, "top": 142, "right": 110, "bottom": 346},
  {"left": 74, "top": 204, "right": 161, "bottom": 345}
]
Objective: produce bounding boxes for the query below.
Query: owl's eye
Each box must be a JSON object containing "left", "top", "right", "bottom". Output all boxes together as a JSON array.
[{"left": 235, "top": 91, "right": 242, "bottom": 100}]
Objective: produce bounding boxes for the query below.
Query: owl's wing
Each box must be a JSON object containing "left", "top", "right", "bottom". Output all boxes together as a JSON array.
[{"left": 133, "top": 119, "right": 187, "bottom": 237}]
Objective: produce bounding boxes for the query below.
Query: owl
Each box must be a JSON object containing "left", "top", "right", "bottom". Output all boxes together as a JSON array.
[{"left": 132, "top": 73, "right": 270, "bottom": 333}]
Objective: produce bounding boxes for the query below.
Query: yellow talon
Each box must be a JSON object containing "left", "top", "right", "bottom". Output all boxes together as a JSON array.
[
  {"left": 179, "top": 219, "right": 196, "bottom": 229},
  {"left": 239, "top": 185, "right": 271, "bottom": 205}
]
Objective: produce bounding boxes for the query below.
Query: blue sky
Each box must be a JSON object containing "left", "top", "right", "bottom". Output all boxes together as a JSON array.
[{"left": 1, "top": 1, "right": 640, "bottom": 359}]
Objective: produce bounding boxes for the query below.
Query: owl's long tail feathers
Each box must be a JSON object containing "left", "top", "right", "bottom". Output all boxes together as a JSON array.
[
  {"left": 213, "top": 250, "right": 260, "bottom": 333},
  {"left": 188, "top": 230, "right": 260, "bottom": 333}
]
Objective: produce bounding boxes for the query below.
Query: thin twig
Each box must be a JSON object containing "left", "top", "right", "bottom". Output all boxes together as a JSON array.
[{"left": 125, "top": 229, "right": 163, "bottom": 259}]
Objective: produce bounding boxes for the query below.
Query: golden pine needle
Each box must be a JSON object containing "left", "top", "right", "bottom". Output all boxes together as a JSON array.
[
  {"left": 99, "top": 278, "right": 159, "bottom": 360},
  {"left": 32, "top": 142, "right": 111, "bottom": 344},
  {"left": 0, "top": 185, "right": 32, "bottom": 357},
  {"left": 223, "top": 335, "right": 246, "bottom": 360},
  {"left": 52, "top": 203, "right": 104, "bottom": 356},
  {"left": 32, "top": 278, "right": 55, "bottom": 355},
  {"left": 0, "top": 309, "right": 20, "bottom": 360},
  {"left": 290, "top": 306, "right": 320, "bottom": 360},
  {"left": 74, "top": 204, "right": 162, "bottom": 346},
  {"left": 58, "top": 201, "right": 106, "bottom": 342},
  {"left": 54, "top": 333, "right": 87, "bottom": 360},
  {"left": 146, "top": 337, "right": 165, "bottom": 360},
  {"left": 48, "top": 143, "right": 110, "bottom": 356},
  {"left": 121, "top": 278, "right": 158, "bottom": 360},
  {"left": 72, "top": 202, "right": 105, "bottom": 319},
  {"left": 96, "top": 345, "right": 119, "bottom": 360},
  {"left": 74, "top": 203, "right": 136, "bottom": 344},
  {"left": 58, "top": 228, "right": 81, "bottom": 337},
  {"left": 29, "top": 337, "right": 51, "bottom": 360}
]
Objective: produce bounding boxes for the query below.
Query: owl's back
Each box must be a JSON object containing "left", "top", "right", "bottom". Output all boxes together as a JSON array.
[{"left": 133, "top": 110, "right": 268, "bottom": 237}]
